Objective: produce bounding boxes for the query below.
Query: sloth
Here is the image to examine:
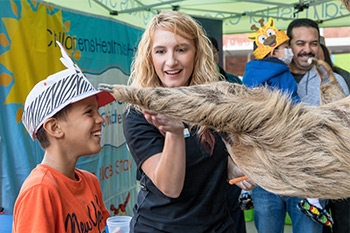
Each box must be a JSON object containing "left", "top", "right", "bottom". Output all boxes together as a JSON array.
[{"left": 99, "top": 59, "right": 350, "bottom": 199}]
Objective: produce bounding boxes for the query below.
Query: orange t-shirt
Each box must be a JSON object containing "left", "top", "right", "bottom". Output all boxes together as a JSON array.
[{"left": 13, "top": 164, "right": 110, "bottom": 233}]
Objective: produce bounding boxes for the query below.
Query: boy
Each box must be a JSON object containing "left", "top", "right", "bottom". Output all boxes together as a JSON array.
[
  {"left": 242, "top": 18, "right": 333, "bottom": 227},
  {"left": 243, "top": 17, "right": 299, "bottom": 102},
  {"left": 240, "top": 17, "right": 299, "bottom": 214},
  {"left": 13, "top": 42, "right": 115, "bottom": 232}
]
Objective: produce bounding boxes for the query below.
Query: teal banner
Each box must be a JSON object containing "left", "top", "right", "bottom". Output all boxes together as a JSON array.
[{"left": 0, "top": 0, "right": 143, "bottom": 216}]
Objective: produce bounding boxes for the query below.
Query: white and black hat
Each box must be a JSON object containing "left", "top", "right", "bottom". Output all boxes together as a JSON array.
[{"left": 22, "top": 41, "right": 115, "bottom": 140}]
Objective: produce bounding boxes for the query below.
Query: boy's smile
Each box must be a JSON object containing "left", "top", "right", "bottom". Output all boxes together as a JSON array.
[{"left": 58, "top": 96, "right": 105, "bottom": 157}]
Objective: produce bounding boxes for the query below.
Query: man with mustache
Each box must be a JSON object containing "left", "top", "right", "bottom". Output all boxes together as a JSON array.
[
  {"left": 287, "top": 18, "right": 350, "bottom": 231},
  {"left": 287, "top": 18, "right": 349, "bottom": 106}
]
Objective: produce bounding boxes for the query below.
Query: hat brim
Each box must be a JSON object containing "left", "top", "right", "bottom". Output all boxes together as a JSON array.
[{"left": 96, "top": 91, "right": 115, "bottom": 107}]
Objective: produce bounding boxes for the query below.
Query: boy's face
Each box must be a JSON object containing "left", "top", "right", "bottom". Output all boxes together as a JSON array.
[
  {"left": 273, "top": 41, "right": 289, "bottom": 59},
  {"left": 58, "top": 95, "right": 105, "bottom": 157}
]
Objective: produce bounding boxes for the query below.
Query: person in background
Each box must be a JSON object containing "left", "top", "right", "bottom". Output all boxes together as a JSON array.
[
  {"left": 243, "top": 17, "right": 300, "bottom": 102},
  {"left": 122, "top": 11, "right": 254, "bottom": 233},
  {"left": 318, "top": 39, "right": 350, "bottom": 90},
  {"left": 287, "top": 18, "right": 349, "bottom": 105},
  {"left": 208, "top": 36, "right": 247, "bottom": 233},
  {"left": 12, "top": 42, "right": 113, "bottom": 233},
  {"left": 208, "top": 37, "right": 252, "bottom": 231},
  {"left": 208, "top": 36, "right": 242, "bottom": 84},
  {"left": 329, "top": 4, "right": 350, "bottom": 233},
  {"left": 318, "top": 41, "right": 350, "bottom": 233},
  {"left": 245, "top": 18, "right": 333, "bottom": 227},
  {"left": 243, "top": 17, "right": 332, "bottom": 233},
  {"left": 242, "top": 16, "right": 296, "bottom": 222},
  {"left": 287, "top": 17, "right": 349, "bottom": 232}
]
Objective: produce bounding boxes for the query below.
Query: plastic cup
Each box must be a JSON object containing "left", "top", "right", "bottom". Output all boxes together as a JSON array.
[{"left": 106, "top": 216, "right": 132, "bottom": 233}]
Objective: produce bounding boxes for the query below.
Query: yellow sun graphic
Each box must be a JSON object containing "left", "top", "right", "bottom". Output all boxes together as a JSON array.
[{"left": 0, "top": 0, "right": 77, "bottom": 123}]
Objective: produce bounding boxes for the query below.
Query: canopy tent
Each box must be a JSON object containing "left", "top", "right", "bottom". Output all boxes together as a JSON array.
[
  {"left": 1, "top": 0, "right": 349, "bottom": 217},
  {"left": 42, "top": 0, "right": 350, "bottom": 34}
]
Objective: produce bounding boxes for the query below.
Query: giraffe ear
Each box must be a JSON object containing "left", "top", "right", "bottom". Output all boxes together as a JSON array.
[
  {"left": 267, "top": 18, "right": 274, "bottom": 27},
  {"left": 247, "top": 35, "right": 256, "bottom": 41}
]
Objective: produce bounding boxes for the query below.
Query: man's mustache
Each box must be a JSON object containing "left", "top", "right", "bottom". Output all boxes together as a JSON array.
[{"left": 298, "top": 52, "right": 315, "bottom": 57}]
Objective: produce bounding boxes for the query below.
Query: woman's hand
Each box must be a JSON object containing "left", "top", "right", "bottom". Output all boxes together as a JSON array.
[
  {"left": 142, "top": 110, "right": 184, "bottom": 136},
  {"left": 141, "top": 110, "right": 186, "bottom": 198},
  {"left": 228, "top": 157, "right": 256, "bottom": 191}
]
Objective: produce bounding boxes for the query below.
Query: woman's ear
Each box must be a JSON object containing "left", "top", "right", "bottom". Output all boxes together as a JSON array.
[{"left": 43, "top": 118, "right": 64, "bottom": 138}]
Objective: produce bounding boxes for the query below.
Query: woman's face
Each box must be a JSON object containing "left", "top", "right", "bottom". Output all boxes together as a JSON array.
[
  {"left": 317, "top": 45, "right": 325, "bottom": 61},
  {"left": 151, "top": 29, "right": 196, "bottom": 88}
]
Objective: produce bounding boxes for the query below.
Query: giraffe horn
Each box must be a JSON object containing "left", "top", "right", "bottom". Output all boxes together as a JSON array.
[
  {"left": 259, "top": 18, "right": 265, "bottom": 27},
  {"left": 251, "top": 25, "right": 259, "bottom": 31}
]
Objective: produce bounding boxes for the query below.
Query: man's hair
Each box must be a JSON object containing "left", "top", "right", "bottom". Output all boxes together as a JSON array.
[
  {"left": 319, "top": 43, "right": 335, "bottom": 71},
  {"left": 287, "top": 18, "right": 320, "bottom": 41},
  {"left": 36, "top": 104, "right": 73, "bottom": 149},
  {"left": 208, "top": 36, "right": 219, "bottom": 52}
]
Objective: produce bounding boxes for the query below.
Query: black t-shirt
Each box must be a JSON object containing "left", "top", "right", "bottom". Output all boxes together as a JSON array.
[
  {"left": 123, "top": 107, "right": 235, "bottom": 233},
  {"left": 291, "top": 72, "right": 305, "bottom": 84}
]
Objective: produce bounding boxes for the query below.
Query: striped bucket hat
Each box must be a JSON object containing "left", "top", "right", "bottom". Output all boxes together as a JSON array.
[{"left": 22, "top": 41, "right": 115, "bottom": 140}]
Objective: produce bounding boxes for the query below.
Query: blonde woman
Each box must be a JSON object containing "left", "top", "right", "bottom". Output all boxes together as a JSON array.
[{"left": 123, "top": 11, "right": 253, "bottom": 232}]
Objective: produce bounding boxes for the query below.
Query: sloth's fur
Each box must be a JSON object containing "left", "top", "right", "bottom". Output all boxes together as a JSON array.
[{"left": 104, "top": 60, "right": 350, "bottom": 199}]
